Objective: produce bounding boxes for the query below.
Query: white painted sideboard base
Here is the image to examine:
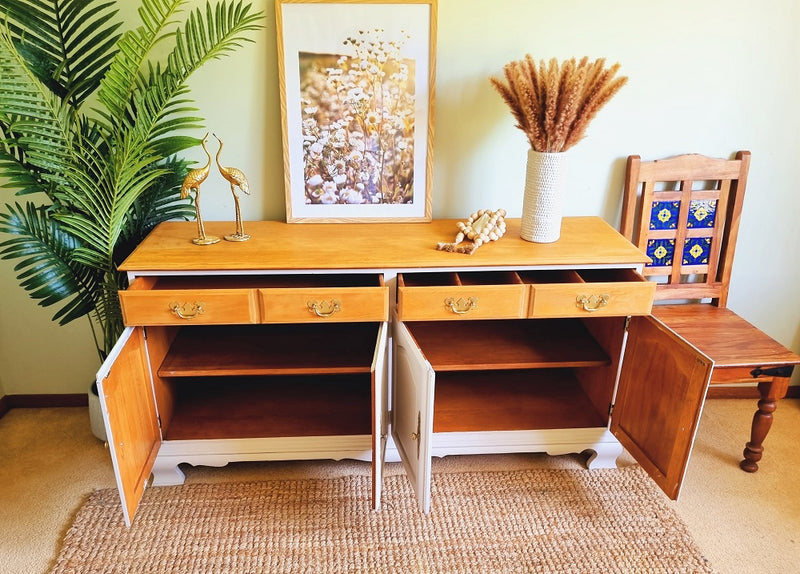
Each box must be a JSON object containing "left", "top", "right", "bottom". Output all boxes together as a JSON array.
[
  {"left": 149, "top": 427, "right": 623, "bottom": 486},
  {"left": 430, "top": 427, "right": 624, "bottom": 469},
  {"left": 152, "top": 434, "right": 373, "bottom": 486}
]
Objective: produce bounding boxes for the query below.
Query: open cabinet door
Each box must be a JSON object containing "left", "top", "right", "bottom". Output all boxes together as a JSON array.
[
  {"left": 612, "top": 316, "right": 713, "bottom": 500},
  {"left": 371, "top": 321, "right": 389, "bottom": 510},
  {"left": 96, "top": 326, "right": 161, "bottom": 526},
  {"left": 392, "top": 317, "right": 435, "bottom": 513}
]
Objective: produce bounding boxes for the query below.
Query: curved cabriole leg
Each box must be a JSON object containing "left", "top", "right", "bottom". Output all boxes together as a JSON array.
[{"left": 740, "top": 378, "right": 789, "bottom": 472}]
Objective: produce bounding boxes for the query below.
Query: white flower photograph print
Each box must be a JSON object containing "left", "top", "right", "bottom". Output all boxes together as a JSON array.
[{"left": 277, "top": 0, "right": 436, "bottom": 222}]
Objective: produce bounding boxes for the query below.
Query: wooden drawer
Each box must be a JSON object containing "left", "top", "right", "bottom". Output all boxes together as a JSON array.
[
  {"left": 397, "top": 272, "right": 529, "bottom": 320},
  {"left": 521, "top": 269, "right": 656, "bottom": 318},
  {"left": 120, "top": 277, "right": 257, "bottom": 325},
  {"left": 259, "top": 274, "right": 388, "bottom": 323}
]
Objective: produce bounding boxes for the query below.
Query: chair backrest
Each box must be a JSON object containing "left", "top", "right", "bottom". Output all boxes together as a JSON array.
[{"left": 620, "top": 151, "right": 750, "bottom": 307}]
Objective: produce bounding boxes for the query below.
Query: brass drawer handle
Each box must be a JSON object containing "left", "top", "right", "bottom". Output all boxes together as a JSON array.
[
  {"left": 169, "top": 302, "right": 205, "bottom": 319},
  {"left": 576, "top": 294, "right": 610, "bottom": 312},
  {"left": 307, "top": 299, "right": 342, "bottom": 318},
  {"left": 445, "top": 296, "right": 478, "bottom": 315}
]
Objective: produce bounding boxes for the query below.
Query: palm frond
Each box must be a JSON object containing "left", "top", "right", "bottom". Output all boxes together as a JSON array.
[
  {"left": 129, "top": 77, "right": 204, "bottom": 156},
  {"left": 0, "top": 0, "right": 123, "bottom": 107},
  {"left": 116, "top": 155, "right": 193, "bottom": 264},
  {"left": 0, "top": 26, "right": 77, "bottom": 184},
  {"left": 97, "top": 0, "right": 184, "bottom": 123},
  {"left": 0, "top": 148, "right": 45, "bottom": 195},
  {"left": 169, "top": 1, "right": 262, "bottom": 75},
  {"left": 0, "top": 201, "right": 97, "bottom": 323},
  {"left": 130, "top": 1, "right": 263, "bottom": 157},
  {"left": 52, "top": 130, "right": 171, "bottom": 264},
  {"left": 91, "top": 273, "right": 125, "bottom": 357}
]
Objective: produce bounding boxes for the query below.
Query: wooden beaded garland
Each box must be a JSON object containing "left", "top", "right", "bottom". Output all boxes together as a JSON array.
[{"left": 436, "top": 209, "right": 507, "bottom": 254}]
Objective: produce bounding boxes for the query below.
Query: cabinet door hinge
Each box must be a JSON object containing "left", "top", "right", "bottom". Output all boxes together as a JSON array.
[
  {"left": 608, "top": 403, "right": 615, "bottom": 417},
  {"left": 623, "top": 316, "right": 631, "bottom": 332},
  {"left": 157, "top": 415, "right": 162, "bottom": 430}
]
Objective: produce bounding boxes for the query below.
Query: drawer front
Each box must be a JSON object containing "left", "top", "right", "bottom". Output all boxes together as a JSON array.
[
  {"left": 398, "top": 285, "right": 528, "bottom": 321},
  {"left": 259, "top": 287, "right": 388, "bottom": 323},
  {"left": 120, "top": 289, "right": 257, "bottom": 325},
  {"left": 529, "top": 275, "right": 656, "bottom": 318}
]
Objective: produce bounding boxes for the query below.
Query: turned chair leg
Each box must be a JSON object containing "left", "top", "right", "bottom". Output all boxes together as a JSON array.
[{"left": 740, "top": 377, "right": 789, "bottom": 472}]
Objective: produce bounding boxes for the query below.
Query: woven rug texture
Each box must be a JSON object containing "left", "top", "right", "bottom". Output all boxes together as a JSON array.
[{"left": 50, "top": 466, "right": 715, "bottom": 574}]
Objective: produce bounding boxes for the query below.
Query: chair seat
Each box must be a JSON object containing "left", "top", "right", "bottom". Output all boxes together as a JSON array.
[{"left": 652, "top": 304, "right": 800, "bottom": 369}]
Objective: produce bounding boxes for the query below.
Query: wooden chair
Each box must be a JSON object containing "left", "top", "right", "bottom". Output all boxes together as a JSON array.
[{"left": 620, "top": 151, "right": 799, "bottom": 472}]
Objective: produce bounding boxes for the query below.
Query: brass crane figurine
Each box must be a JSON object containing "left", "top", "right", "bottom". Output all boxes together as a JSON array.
[
  {"left": 180, "top": 133, "right": 219, "bottom": 245},
  {"left": 213, "top": 133, "right": 250, "bottom": 241}
]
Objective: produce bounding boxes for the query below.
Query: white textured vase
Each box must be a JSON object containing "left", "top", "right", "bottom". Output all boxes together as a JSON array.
[{"left": 520, "top": 149, "right": 568, "bottom": 243}]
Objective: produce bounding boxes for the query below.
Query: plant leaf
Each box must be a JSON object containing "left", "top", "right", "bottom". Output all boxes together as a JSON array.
[
  {"left": 0, "top": 201, "right": 97, "bottom": 323},
  {"left": 0, "top": 0, "right": 123, "bottom": 107}
]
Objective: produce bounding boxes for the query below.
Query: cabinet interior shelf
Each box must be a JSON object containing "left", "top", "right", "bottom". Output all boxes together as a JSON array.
[
  {"left": 158, "top": 323, "right": 380, "bottom": 377},
  {"left": 405, "top": 319, "right": 610, "bottom": 371},
  {"left": 433, "top": 370, "right": 607, "bottom": 432},
  {"left": 165, "top": 375, "right": 372, "bottom": 440}
]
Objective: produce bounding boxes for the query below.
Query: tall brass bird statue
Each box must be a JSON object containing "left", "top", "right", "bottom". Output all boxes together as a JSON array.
[
  {"left": 180, "top": 133, "right": 219, "bottom": 245},
  {"left": 213, "top": 133, "right": 250, "bottom": 241}
]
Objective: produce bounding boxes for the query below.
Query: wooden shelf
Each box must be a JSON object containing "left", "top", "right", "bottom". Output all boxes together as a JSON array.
[
  {"left": 165, "top": 375, "right": 372, "bottom": 440},
  {"left": 158, "top": 323, "right": 380, "bottom": 377},
  {"left": 433, "top": 370, "right": 607, "bottom": 432},
  {"left": 404, "top": 319, "right": 610, "bottom": 371}
]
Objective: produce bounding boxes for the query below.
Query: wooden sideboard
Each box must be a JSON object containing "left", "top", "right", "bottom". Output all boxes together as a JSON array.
[{"left": 99, "top": 217, "right": 718, "bottom": 524}]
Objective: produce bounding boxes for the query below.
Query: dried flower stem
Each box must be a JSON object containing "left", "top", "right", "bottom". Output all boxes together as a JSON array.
[{"left": 490, "top": 56, "right": 627, "bottom": 152}]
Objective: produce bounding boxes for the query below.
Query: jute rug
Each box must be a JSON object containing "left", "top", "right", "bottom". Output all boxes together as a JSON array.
[{"left": 50, "top": 466, "right": 715, "bottom": 573}]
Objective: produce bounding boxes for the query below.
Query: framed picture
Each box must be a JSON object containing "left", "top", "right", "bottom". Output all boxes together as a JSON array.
[{"left": 276, "top": 0, "right": 437, "bottom": 222}]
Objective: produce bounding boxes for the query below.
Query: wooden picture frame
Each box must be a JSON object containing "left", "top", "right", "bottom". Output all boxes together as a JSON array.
[{"left": 276, "top": 0, "right": 437, "bottom": 222}]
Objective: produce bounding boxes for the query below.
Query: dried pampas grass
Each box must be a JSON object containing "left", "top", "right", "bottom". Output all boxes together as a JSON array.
[{"left": 490, "top": 56, "right": 627, "bottom": 153}]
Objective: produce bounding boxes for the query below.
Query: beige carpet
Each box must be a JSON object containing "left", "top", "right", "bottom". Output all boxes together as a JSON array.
[{"left": 49, "top": 466, "right": 713, "bottom": 574}]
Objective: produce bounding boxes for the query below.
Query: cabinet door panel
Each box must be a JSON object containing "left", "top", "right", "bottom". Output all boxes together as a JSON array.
[
  {"left": 612, "top": 316, "right": 712, "bottom": 499},
  {"left": 96, "top": 327, "right": 161, "bottom": 526},
  {"left": 371, "top": 322, "right": 389, "bottom": 510},
  {"left": 392, "top": 318, "right": 435, "bottom": 513}
]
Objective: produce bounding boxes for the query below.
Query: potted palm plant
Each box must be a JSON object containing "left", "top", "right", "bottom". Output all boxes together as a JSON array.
[{"left": 0, "top": 0, "right": 262, "bottom": 436}]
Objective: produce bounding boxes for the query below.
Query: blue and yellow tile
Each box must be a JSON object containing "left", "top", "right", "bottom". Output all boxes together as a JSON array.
[
  {"left": 683, "top": 237, "right": 711, "bottom": 264},
  {"left": 687, "top": 200, "right": 717, "bottom": 228},
  {"left": 650, "top": 201, "right": 680, "bottom": 230},
  {"left": 646, "top": 238, "right": 675, "bottom": 267}
]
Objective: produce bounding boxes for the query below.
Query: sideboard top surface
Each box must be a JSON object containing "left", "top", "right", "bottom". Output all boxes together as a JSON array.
[{"left": 119, "top": 216, "right": 649, "bottom": 273}]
